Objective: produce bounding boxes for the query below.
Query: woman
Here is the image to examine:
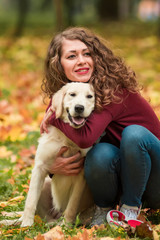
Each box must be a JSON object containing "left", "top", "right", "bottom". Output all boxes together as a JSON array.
[{"left": 40, "top": 27, "right": 160, "bottom": 226}]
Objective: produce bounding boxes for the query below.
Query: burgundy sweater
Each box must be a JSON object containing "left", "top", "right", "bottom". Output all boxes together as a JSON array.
[{"left": 48, "top": 89, "right": 160, "bottom": 148}]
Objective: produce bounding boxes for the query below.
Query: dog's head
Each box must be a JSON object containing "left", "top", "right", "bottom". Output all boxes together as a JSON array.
[{"left": 51, "top": 82, "right": 95, "bottom": 128}]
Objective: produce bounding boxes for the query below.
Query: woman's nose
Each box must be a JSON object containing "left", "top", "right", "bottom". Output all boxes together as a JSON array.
[{"left": 77, "top": 54, "right": 86, "bottom": 64}]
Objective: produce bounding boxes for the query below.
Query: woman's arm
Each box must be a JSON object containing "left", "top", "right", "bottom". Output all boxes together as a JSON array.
[{"left": 50, "top": 108, "right": 113, "bottom": 148}]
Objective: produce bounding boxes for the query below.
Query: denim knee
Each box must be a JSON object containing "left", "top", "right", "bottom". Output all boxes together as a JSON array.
[
  {"left": 84, "top": 143, "right": 120, "bottom": 180},
  {"left": 121, "top": 125, "right": 148, "bottom": 148}
]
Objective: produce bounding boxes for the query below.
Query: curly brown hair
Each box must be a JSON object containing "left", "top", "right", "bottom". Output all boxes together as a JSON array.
[{"left": 41, "top": 27, "right": 140, "bottom": 111}]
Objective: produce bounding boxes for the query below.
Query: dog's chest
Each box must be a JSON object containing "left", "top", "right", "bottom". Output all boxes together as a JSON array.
[{"left": 45, "top": 126, "right": 88, "bottom": 157}]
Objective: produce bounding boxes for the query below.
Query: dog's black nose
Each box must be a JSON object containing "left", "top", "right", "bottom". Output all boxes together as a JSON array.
[{"left": 75, "top": 104, "right": 84, "bottom": 114}]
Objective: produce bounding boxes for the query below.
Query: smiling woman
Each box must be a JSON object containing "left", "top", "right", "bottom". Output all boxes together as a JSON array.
[{"left": 40, "top": 26, "right": 160, "bottom": 228}]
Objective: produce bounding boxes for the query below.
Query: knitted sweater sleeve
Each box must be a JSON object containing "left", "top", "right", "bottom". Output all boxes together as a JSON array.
[{"left": 49, "top": 108, "right": 113, "bottom": 148}]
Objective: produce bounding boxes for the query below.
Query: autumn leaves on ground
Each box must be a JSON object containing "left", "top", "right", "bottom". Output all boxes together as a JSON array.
[{"left": 0, "top": 22, "right": 160, "bottom": 240}]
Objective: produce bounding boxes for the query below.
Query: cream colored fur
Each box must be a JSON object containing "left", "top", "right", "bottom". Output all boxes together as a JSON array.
[{"left": 19, "top": 82, "right": 95, "bottom": 227}]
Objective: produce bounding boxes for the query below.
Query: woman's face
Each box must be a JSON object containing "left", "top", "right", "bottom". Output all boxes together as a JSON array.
[{"left": 60, "top": 39, "right": 94, "bottom": 82}]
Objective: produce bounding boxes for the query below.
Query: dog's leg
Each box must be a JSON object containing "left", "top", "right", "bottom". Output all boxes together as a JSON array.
[
  {"left": 64, "top": 172, "right": 86, "bottom": 223},
  {"left": 21, "top": 165, "right": 47, "bottom": 227}
]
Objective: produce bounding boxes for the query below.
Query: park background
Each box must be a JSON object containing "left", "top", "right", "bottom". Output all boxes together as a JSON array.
[{"left": 0, "top": 0, "right": 160, "bottom": 239}]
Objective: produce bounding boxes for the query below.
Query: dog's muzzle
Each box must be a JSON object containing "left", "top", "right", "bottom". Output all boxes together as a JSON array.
[{"left": 67, "top": 105, "right": 86, "bottom": 128}]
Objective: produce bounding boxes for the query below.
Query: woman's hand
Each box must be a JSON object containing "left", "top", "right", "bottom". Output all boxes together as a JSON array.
[
  {"left": 40, "top": 115, "right": 49, "bottom": 134},
  {"left": 49, "top": 146, "right": 85, "bottom": 176},
  {"left": 40, "top": 106, "right": 55, "bottom": 134}
]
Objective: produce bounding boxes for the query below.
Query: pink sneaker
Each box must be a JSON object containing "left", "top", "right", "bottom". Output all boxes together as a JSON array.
[{"left": 106, "top": 210, "right": 143, "bottom": 228}]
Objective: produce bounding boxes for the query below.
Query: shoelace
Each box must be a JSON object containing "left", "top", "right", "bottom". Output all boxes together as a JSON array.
[{"left": 123, "top": 209, "right": 138, "bottom": 220}]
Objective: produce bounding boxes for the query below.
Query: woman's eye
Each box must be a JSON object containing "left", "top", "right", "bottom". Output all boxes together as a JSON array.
[
  {"left": 67, "top": 55, "right": 76, "bottom": 59},
  {"left": 87, "top": 95, "right": 93, "bottom": 99},
  {"left": 84, "top": 52, "right": 91, "bottom": 57},
  {"left": 70, "top": 93, "right": 76, "bottom": 97}
]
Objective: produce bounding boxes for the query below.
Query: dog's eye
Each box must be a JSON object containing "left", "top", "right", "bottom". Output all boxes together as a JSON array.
[
  {"left": 86, "top": 95, "right": 93, "bottom": 99},
  {"left": 70, "top": 93, "right": 76, "bottom": 97}
]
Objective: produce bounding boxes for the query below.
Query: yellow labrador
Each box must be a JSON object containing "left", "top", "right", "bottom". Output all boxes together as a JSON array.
[{"left": 20, "top": 82, "right": 95, "bottom": 227}]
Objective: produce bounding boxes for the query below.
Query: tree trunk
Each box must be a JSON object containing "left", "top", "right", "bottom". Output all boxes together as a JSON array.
[
  {"left": 96, "top": 0, "right": 119, "bottom": 20},
  {"left": 54, "top": 0, "right": 63, "bottom": 31},
  {"left": 13, "top": 0, "right": 30, "bottom": 37},
  {"left": 64, "top": 0, "right": 75, "bottom": 26},
  {"left": 158, "top": 0, "right": 160, "bottom": 38},
  {"left": 118, "top": 0, "right": 130, "bottom": 19}
]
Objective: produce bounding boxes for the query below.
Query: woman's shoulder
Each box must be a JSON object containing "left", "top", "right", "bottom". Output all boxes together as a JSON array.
[{"left": 103, "top": 89, "right": 144, "bottom": 115}]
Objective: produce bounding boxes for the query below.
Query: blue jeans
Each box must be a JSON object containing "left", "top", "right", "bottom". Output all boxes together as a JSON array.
[{"left": 84, "top": 125, "right": 160, "bottom": 209}]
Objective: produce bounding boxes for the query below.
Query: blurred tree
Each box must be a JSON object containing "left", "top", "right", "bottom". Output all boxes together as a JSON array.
[
  {"left": 40, "top": 0, "right": 52, "bottom": 10},
  {"left": 96, "top": 0, "right": 119, "bottom": 20},
  {"left": 158, "top": 0, "right": 160, "bottom": 37},
  {"left": 96, "top": 0, "right": 137, "bottom": 20},
  {"left": 9, "top": 0, "right": 94, "bottom": 35},
  {"left": 118, "top": 0, "right": 130, "bottom": 19},
  {"left": 64, "top": 0, "right": 75, "bottom": 26},
  {"left": 54, "top": 0, "right": 84, "bottom": 30},
  {"left": 41, "top": 0, "right": 77, "bottom": 30},
  {"left": 13, "top": 0, "right": 30, "bottom": 36},
  {"left": 54, "top": 0, "right": 63, "bottom": 30}
]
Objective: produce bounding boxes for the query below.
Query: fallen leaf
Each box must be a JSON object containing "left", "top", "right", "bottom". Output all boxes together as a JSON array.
[
  {"left": 7, "top": 176, "right": 15, "bottom": 185},
  {"left": 9, "top": 196, "right": 25, "bottom": 202},
  {"left": 35, "top": 233, "right": 45, "bottom": 240},
  {"left": 19, "top": 146, "right": 36, "bottom": 158},
  {"left": 8, "top": 125, "right": 26, "bottom": 141},
  {"left": 42, "top": 226, "right": 64, "bottom": 240},
  {"left": 0, "top": 100, "right": 13, "bottom": 114},
  {"left": 0, "top": 196, "right": 24, "bottom": 207},
  {"left": 1, "top": 211, "right": 23, "bottom": 217},
  {"left": 0, "top": 146, "right": 13, "bottom": 158},
  {"left": 153, "top": 229, "right": 159, "bottom": 240},
  {"left": 136, "top": 222, "right": 153, "bottom": 239},
  {"left": 81, "top": 229, "right": 90, "bottom": 240},
  {"left": 100, "top": 238, "right": 115, "bottom": 240},
  {"left": 0, "top": 201, "right": 8, "bottom": 207}
]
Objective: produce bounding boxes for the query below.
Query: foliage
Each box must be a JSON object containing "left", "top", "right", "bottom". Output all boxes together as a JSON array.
[{"left": 0, "top": 21, "right": 160, "bottom": 239}]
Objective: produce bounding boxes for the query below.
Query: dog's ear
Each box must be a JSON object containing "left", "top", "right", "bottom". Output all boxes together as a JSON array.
[{"left": 51, "top": 85, "right": 67, "bottom": 119}]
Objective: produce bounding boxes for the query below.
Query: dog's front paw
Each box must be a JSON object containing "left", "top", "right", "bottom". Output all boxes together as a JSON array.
[
  {"left": 21, "top": 217, "right": 34, "bottom": 227},
  {"left": 64, "top": 212, "right": 75, "bottom": 225}
]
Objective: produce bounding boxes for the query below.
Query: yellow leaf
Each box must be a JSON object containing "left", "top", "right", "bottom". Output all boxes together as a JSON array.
[
  {"left": 0, "top": 201, "right": 8, "bottom": 207},
  {"left": 0, "top": 146, "right": 12, "bottom": 158},
  {"left": 0, "top": 196, "right": 24, "bottom": 207},
  {"left": 9, "top": 196, "right": 25, "bottom": 202},
  {"left": 8, "top": 126, "right": 25, "bottom": 141}
]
